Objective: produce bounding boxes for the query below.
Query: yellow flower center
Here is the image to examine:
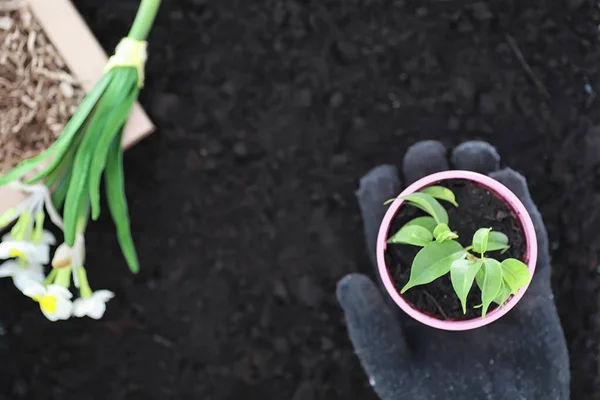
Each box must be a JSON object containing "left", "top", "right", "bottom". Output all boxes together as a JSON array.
[
  {"left": 33, "top": 295, "right": 57, "bottom": 313},
  {"left": 9, "top": 249, "right": 26, "bottom": 260}
]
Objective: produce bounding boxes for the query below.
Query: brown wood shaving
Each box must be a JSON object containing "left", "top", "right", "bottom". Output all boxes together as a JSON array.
[{"left": 0, "top": 3, "right": 84, "bottom": 171}]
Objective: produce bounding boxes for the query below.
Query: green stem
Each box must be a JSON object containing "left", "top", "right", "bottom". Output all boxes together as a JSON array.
[
  {"left": 0, "top": 207, "right": 17, "bottom": 229},
  {"left": 76, "top": 268, "right": 93, "bottom": 298},
  {"left": 44, "top": 268, "right": 58, "bottom": 286},
  {"left": 10, "top": 213, "right": 25, "bottom": 239},
  {"left": 33, "top": 211, "right": 45, "bottom": 244},
  {"left": 466, "top": 252, "right": 479, "bottom": 262},
  {"left": 12, "top": 211, "right": 31, "bottom": 241},
  {"left": 54, "top": 267, "right": 71, "bottom": 288},
  {"left": 127, "top": 0, "right": 162, "bottom": 41}
]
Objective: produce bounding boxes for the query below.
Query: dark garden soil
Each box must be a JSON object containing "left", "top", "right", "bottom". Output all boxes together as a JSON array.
[
  {"left": 386, "top": 180, "right": 526, "bottom": 320},
  {"left": 0, "top": 0, "right": 598, "bottom": 399}
]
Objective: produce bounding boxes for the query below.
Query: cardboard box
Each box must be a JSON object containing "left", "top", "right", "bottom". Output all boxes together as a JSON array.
[{"left": 0, "top": 0, "right": 154, "bottom": 213}]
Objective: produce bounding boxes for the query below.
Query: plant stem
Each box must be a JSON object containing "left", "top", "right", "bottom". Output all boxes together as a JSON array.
[
  {"left": 127, "top": 0, "right": 162, "bottom": 41},
  {"left": 423, "top": 291, "right": 448, "bottom": 319},
  {"left": 44, "top": 268, "right": 58, "bottom": 286},
  {"left": 466, "top": 252, "right": 479, "bottom": 262},
  {"left": 12, "top": 211, "right": 30, "bottom": 241},
  {"left": 76, "top": 268, "right": 93, "bottom": 298},
  {"left": 33, "top": 211, "right": 44, "bottom": 244},
  {"left": 54, "top": 267, "right": 71, "bottom": 288}
]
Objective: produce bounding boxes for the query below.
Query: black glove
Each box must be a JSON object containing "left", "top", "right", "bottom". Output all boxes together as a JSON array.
[{"left": 336, "top": 141, "right": 570, "bottom": 400}]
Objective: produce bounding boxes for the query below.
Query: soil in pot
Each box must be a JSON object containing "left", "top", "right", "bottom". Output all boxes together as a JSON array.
[
  {"left": 385, "top": 179, "right": 527, "bottom": 320},
  {"left": 0, "top": 4, "right": 84, "bottom": 171}
]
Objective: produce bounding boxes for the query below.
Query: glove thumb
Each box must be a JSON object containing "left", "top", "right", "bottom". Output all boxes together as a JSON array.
[{"left": 337, "top": 273, "right": 415, "bottom": 399}]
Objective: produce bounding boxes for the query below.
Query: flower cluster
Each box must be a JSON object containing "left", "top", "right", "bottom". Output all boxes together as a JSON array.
[{"left": 0, "top": 183, "right": 113, "bottom": 321}]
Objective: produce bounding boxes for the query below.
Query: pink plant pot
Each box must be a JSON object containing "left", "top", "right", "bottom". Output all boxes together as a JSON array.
[{"left": 376, "top": 170, "right": 538, "bottom": 331}]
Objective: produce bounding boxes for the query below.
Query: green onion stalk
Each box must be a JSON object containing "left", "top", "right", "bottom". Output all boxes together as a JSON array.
[{"left": 0, "top": 0, "right": 161, "bottom": 275}]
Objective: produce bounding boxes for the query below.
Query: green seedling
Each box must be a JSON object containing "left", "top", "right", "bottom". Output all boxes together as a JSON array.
[{"left": 387, "top": 186, "right": 530, "bottom": 318}]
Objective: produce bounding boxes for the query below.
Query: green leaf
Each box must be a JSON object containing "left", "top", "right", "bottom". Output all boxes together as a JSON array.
[
  {"left": 500, "top": 258, "right": 530, "bottom": 294},
  {"left": 43, "top": 134, "right": 81, "bottom": 188},
  {"left": 450, "top": 259, "right": 482, "bottom": 314},
  {"left": 105, "top": 134, "right": 140, "bottom": 273},
  {"left": 63, "top": 109, "right": 111, "bottom": 244},
  {"left": 480, "top": 258, "right": 503, "bottom": 318},
  {"left": 475, "top": 267, "right": 485, "bottom": 290},
  {"left": 489, "top": 231, "right": 508, "bottom": 244},
  {"left": 487, "top": 231, "right": 510, "bottom": 252},
  {"left": 0, "top": 150, "right": 58, "bottom": 187},
  {"left": 403, "top": 216, "right": 437, "bottom": 234},
  {"left": 494, "top": 281, "right": 512, "bottom": 307},
  {"left": 63, "top": 72, "right": 132, "bottom": 245},
  {"left": 433, "top": 223, "right": 450, "bottom": 238},
  {"left": 437, "top": 231, "right": 459, "bottom": 242},
  {"left": 89, "top": 77, "right": 138, "bottom": 220},
  {"left": 433, "top": 223, "right": 459, "bottom": 242},
  {"left": 420, "top": 186, "right": 458, "bottom": 207},
  {"left": 51, "top": 168, "right": 73, "bottom": 209},
  {"left": 472, "top": 228, "right": 492, "bottom": 255},
  {"left": 401, "top": 193, "right": 448, "bottom": 225},
  {"left": 24, "top": 73, "right": 113, "bottom": 184},
  {"left": 401, "top": 240, "right": 466, "bottom": 293},
  {"left": 387, "top": 225, "right": 433, "bottom": 247}
]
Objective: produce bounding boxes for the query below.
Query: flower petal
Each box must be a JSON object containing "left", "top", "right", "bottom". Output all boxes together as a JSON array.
[
  {"left": 92, "top": 290, "right": 115, "bottom": 302},
  {"left": 54, "top": 298, "right": 73, "bottom": 320},
  {"left": 40, "top": 307, "right": 60, "bottom": 322},
  {"left": 0, "top": 260, "right": 19, "bottom": 277},
  {"left": 26, "top": 245, "right": 50, "bottom": 265},
  {"left": 14, "top": 276, "right": 34, "bottom": 293},
  {"left": 25, "top": 263, "right": 45, "bottom": 276},
  {"left": 0, "top": 241, "right": 15, "bottom": 259},
  {"left": 72, "top": 298, "right": 87, "bottom": 318},
  {"left": 41, "top": 231, "right": 56, "bottom": 245},
  {"left": 86, "top": 300, "right": 107, "bottom": 320},
  {"left": 22, "top": 281, "right": 46, "bottom": 298},
  {"left": 47, "top": 285, "right": 73, "bottom": 300},
  {"left": 13, "top": 265, "right": 45, "bottom": 293}
]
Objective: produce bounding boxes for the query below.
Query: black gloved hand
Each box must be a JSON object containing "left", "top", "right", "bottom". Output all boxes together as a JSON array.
[{"left": 337, "top": 141, "right": 570, "bottom": 400}]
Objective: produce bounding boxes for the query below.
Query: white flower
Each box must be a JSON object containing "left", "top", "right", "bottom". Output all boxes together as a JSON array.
[
  {"left": 22, "top": 282, "right": 73, "bottom": 321},
  {"left": 0, "top": 231, "right": 55, "bottom": 265},
  {"left": 73, "top": 290, "right": 114, "bottom": 319},
  {"left": 0, "top": 260, "right": 44, "bottom": 293},
  {"left": 0, "top": 240, "right": 49, "bottom": 264}
]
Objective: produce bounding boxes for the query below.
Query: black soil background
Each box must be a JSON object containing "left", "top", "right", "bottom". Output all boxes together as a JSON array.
[
  {"left": 386, "top": 180, "right": 527, "bottom": 320},
  {"left": 0, "top": 0, "right": 599, "bottom": 399}
]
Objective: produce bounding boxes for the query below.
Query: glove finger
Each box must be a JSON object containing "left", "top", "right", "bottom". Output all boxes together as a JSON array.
[
  {"left": 402, "top": 140, "right": 449, "bottom": 185},
  {"left": 337, "top": 273, "right": 413, "bottom": 399},
  {"left": 488, "top": 168, "right": 551, "bottom": 291},
  {"left": 450, "top": 140, "right": 501, "bottom": 174},
  {"left": 356, "top": 165, "right": 402, "bottom": 268}
]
